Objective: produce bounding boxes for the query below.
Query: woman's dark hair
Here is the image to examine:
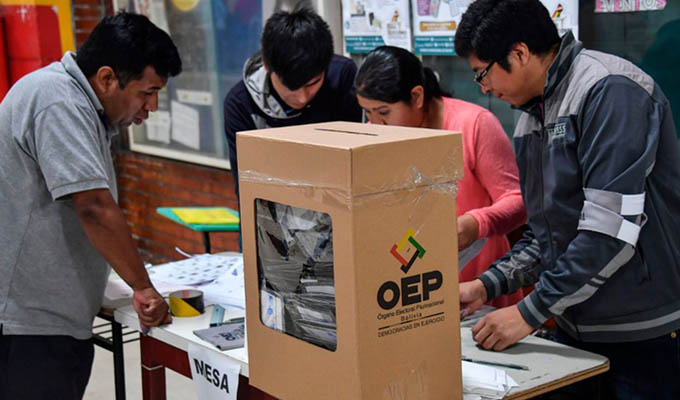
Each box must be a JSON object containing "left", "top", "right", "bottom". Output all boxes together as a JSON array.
[
  {"left": 77, "top": 11, "right": 182, "bottom": 87},
  {"left": 354, "top": 46, "right": 448, "bottom": 105}
]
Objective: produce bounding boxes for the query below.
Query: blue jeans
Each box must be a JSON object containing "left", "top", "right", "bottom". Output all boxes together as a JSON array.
[{"left": 540, "top": 328, "right": 680, "bottom": 400}]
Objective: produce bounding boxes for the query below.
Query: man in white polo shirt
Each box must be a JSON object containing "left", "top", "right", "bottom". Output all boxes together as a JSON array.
[{"left": 0, "top": 12, "right": 181, "bottom": 399}]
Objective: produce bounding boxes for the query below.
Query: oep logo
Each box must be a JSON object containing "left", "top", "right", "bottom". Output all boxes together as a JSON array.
[{"left": 378, "top": 229, "right": 442, "bottom": 310}]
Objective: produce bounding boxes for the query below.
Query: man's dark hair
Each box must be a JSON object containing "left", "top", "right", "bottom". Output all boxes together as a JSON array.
[
  {"left": 77, "top": 12, "right": 182, "bottom": 87},
  {"left": 355, "top": 46, "right": 449, "bottom": 105},
  {"left": 454, "top": 0, "right": 560, "bottom": 70},
  {"left": 261, "top": 7, "right": 333, "bottom": 90}
]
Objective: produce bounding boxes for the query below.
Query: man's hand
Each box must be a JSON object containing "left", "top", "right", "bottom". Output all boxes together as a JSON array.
[
  {"left": 133, "top": 287, "right": 171, "bottom": 334},
  {"left": 73, "top": 189, "right": 171, "bottom": 333},
  {"left": 472, "top": 305, "right": 534, "bottom": 351},
  {"left": 460, "top": 279, "right": 487, "bottom": 319},
  {"left": 458, "top": 214, "right": 480, "bottom": 250}
]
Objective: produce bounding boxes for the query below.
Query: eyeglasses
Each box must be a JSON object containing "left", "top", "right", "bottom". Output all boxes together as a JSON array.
[{"left": 473, "top": 60, "right": 496, "bottom": 85}]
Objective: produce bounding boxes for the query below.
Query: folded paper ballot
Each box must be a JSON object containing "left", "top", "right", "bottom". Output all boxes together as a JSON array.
[
  {"left": 462, "top": 360, "right": 518, "bottom": 399},
  {"left": 459, "top": 238, "right": 488, "bottom": 270}
]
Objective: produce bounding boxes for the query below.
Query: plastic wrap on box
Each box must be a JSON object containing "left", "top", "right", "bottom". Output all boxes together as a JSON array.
[{"left": 256, "top": 199, "right": 337, "bottom": 350}]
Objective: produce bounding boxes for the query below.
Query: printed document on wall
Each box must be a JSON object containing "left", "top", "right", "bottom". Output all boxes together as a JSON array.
[
  {"left": 144, "top": 110, "right": 171, "bottom": 144},
  {"left": 171, "top": 100, "right": 200, "bottom": 150},
  {"left": 412, "top": 0, "right": 473, "bottom": 55},
  {"left": 342, "top": 0, "right": 412, "bottom": 53},
  {"left": 133, "top": 0, "right": 170, "bottom": 33}
]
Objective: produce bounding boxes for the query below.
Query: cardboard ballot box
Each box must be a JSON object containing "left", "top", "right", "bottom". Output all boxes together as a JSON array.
[{"left": 238, "top": 122, "right": 464, "bottom": 400}]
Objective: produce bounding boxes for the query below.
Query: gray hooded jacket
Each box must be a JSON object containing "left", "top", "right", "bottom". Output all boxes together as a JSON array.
[{"left": 480, "top": 32, "right": 680, "bottom": 342}]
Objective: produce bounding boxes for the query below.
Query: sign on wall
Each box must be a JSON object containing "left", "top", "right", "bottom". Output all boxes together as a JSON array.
[
  {"left": 342, "top": 0, "right": 412, "bottom": 53},
  {"left": 412, "top": 0, "right": 472, "bottom": 55},
  {"left": 595, "top": 0, "right": 666, "bottom": 13},
  {"left": 410, "top": 0, "right": 578, "bottom": 56}
]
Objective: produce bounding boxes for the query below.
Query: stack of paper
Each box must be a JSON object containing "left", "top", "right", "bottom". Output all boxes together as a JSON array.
[
  {"left": 148, "top": 254, "right": 239, "bottom": 286},
  {"left": 199, "top": 257, "right": 246, "bottom": 309},
  {"left": 462, "top": 360, "right": 518, "bottom": 399},
  {"left": 147, "top": 253, "right": 246, "bottom": 309}
]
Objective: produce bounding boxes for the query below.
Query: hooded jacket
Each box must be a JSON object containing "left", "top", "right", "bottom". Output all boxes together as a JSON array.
[
  {"left": 479, "top": 32, "right": 680, "bottom": 342},
  {"left": 223, "top": 53, "right": 362, "bottom": 191}
]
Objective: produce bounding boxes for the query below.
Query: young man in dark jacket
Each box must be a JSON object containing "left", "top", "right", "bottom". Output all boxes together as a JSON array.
[
  {"left": 455, "top": 1, "right": 680, "bottom": 398},
  {"left": 224, "top": 8, "right": 362, "bottom": 200}
]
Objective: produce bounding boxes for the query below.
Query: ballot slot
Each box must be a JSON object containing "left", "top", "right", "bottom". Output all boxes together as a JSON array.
[{"left": 313, "top": 127, "right": 379, "bottom": 136}]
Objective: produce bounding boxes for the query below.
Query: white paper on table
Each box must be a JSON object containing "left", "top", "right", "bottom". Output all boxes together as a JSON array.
[
  {"left": 199, "top": 257, "right": 245, "bottom": 309},
  {"left": 462, "top": 361, "right": 518, "bottom": 399},
  {"left": 152, "top": 280, "right": 196, "bottom": 296},
  {"left": 147, "top": 254, "right": 241, "bottom": 286},
  {"left": 188, "top": 342, "right": 240, "bottom": 400},
  {"left": 105, "top": 274, "right": 193, "bottom": 308},
  {"left": 171, "top": 100, "right": 200, "bottom": 150},
  {"left": 104, "top": 279, "right": 133, "bottom": 302},
  {"left": 459, "top": 237, "right": 488, "bottom": 270}
]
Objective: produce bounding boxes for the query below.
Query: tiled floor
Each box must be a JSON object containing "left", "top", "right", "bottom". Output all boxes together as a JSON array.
[{"left": 83, "top": 318, "right": 196, "bottom": 400}]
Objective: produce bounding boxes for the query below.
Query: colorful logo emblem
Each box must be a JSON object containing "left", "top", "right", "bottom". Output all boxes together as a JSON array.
[
  {"left": 390, "top": 228, "right": 426, "bottom": 274},
  {"left": 552, "top": 3, "right": 564, "bottom": 18}
]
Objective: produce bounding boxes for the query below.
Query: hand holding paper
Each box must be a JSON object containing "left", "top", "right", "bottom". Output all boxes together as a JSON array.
[{"left": 459, "top": 279, "right": 487, "bottom": 319}]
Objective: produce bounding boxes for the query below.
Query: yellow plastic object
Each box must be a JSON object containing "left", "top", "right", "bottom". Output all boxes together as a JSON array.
[
  {"left": 168, "top": 290, "right": 204, "bottom": 317},
  {"left": 171, "top": 208, "right": 239, "bottom": 225}
]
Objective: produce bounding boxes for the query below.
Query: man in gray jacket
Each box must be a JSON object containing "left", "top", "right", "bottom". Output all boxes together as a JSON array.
[
  {"left": 0, "top": 13, "right": 181, "bottom": 399},
  {"left": 455, "top": 0, "right": 680, "bottom": 398}
]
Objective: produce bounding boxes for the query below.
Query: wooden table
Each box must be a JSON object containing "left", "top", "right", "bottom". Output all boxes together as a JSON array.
[
  {"left": 115, "top": 304, "right": 608, "bottom": 400},
  {"left": 460, "top": 328, "right": 609, "bottom": 399},
  {"left": 115, "top": 304, "right": 274, "bottom": 400}
]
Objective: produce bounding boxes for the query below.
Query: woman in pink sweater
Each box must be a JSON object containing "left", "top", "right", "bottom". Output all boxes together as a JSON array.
[{"left": 354, "top": 46, "right": 527, "bottom": 308}]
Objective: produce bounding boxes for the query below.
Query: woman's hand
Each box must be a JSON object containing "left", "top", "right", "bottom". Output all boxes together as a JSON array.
[{"left": 458, "top": 214, "right": 480, "bottom": 250}]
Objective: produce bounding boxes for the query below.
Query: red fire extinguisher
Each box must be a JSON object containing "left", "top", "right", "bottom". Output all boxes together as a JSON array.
[{"left": 0, "top": 17, "right": 10, "bottom": 102}]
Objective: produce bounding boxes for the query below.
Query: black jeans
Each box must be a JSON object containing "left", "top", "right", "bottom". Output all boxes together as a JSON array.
[
  {"left": 539, "top": 328, "right": 680, "bottom": 400},
  {"left": 0, "top": 329, "right": 94, "bottom": 400}
]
